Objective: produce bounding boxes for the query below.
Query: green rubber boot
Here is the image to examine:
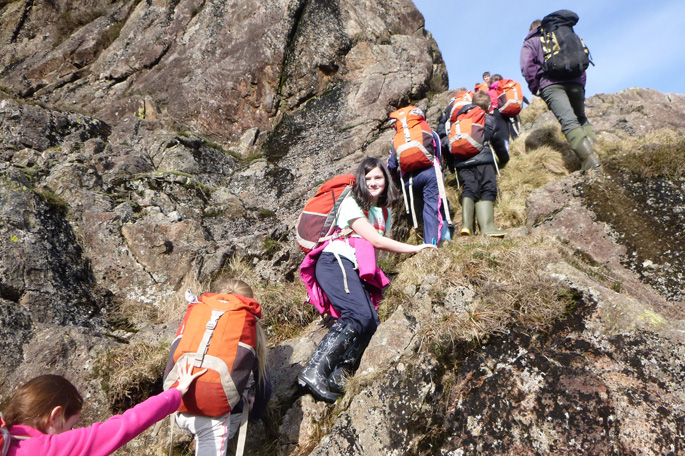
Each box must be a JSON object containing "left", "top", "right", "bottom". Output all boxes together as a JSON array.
[
  {"left": 566, "top": 127, "right": 601, "bottom": 171},
  {"left": 583, "top": 123, "right": 598, "bottom": 143},
  {"left": 460, "top": 197, "right": 475, "bottom": 236},
  {"left": 475, "top": 200, "right": 506, "bottom": 238}
]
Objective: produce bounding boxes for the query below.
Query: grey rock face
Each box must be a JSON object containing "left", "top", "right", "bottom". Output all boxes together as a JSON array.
[{"left": 0, "top": 166, "right": 103, "bottom": 326}]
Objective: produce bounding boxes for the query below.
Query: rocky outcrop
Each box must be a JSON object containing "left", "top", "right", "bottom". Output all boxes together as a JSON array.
[{"left": 1, "top": 0, "right": 684, "bottom": 454}]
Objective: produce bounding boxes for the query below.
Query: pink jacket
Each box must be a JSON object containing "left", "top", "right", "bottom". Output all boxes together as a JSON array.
[
  {"left": 300, "top": 236, "right": 390, "bottom": 318},
  {"left": 6, "top": 389, "right": 181, "bottom": 456},
  {"left": 487, "top": 81, "right": 500, "bottom": 108}
]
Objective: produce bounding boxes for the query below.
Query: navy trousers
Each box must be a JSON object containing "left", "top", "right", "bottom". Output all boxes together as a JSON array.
[
  {"left": 403, "top": 166, "right": 447, "bottom": 245},
  {"left": 315, "top": 252, "right": 380, "bottom": 337}
]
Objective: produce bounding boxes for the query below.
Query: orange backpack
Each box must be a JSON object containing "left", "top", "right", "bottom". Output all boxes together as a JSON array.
[
  {"left": 444, "top": 90, "right": 474, "bottom": 134},
  {"left": 474, "top": 82, "right": 489, "bottom": 93},
  {"left": 163, "top": 292, "right": 261, "bottom": 417},
  {"left": 496, "top": 79, "right": 523, "bottom": 117},
  {"left": 389, "top": 106, "right": 435, "bottom": 174},
  {"left": 295, "top": 174, "right": 356, "bottom": 253},
  {"left": 448, "top": 106, "right": 487, "bottom": 160}
]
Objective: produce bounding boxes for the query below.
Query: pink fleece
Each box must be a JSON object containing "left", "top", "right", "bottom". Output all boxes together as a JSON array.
[
  {"left": 6, "top": 389, "right": 181, "bottom": 456},
  {"left": 300, "top": 237, "right": 390, "bottom": 318},
  {"left": 487, "top": 81, "right": 500, "bottom": 108}
]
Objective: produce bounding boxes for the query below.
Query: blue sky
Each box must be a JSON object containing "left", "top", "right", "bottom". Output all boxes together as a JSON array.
[{"left": 413, "top": 0, "right": 685, "bottom": 99}]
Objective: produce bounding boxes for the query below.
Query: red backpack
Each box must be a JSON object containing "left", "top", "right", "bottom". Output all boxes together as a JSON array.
[
  {"left": 496, "top": 79, "right": 523, "bottom": 117},
  {"left": 295, "top": 174, "right": 355, "bottom": 253},
  {"left": 448, "top": 106, "right": 487, "bottom": 160},
  {"left": 163, "top": 292, "right": 261, "bottom": 417},
  {"left": 388, "top": 106, "right": 435, "bottom": 173}
]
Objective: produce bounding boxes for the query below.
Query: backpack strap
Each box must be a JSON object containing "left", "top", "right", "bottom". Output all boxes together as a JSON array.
[
  {"left": 194, "top": 309, "right": 227, "bottom": 367},
  {"left": 333, "top": 251, "right": 350, "bottom": 294},
  {"left": 407, "top": 174, "right": 418, "bottom": 229},
  {"left": 0, "top": 417, "right": 30, "bottom": 456},
  {"left": 1, "top": 426, "right": 10, "bottom": 456},
  {"left": 234, "top": 392, "right": 250, "bottom": 456},
  {"left": 433, "top": 156, "right": 453, "bottom": 227},
  {"left": 399, "top": 172, "right": 411, "bottom": 216},
  {"left": 167, "top": 414, "right": 175, "bottom": 456}
]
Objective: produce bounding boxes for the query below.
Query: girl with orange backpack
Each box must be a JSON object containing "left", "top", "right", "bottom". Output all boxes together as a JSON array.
[
  {"left": 164, "top": 278, "right": 271, "bottom": 456},
  {"left": 298, "top": 157, "right": 436, "bottom": 403}
]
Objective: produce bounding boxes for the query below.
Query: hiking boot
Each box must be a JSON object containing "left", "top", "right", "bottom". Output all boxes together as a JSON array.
[
  {"left": 328, "top": 336, "right": 369, "bottom": 394},
  {"left": 460, "top": 197, "right": 475, "bottom": 236},
  {"left": 566, "top": 127, "right": 601, "bottom": 171},
  {"left": 475, "top": 200, "right": 506, "bottom": 237},
  {"left": 297, "top": 322, "right": 358, "bottom": 403}
]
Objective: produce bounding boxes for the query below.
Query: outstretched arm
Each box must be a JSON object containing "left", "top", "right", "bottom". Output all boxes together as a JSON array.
[{"left": 349, "top": 216, "right": 436, "bottom": 253}]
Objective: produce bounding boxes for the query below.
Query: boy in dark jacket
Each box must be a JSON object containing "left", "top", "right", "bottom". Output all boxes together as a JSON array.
[{"left": 438, "top": 90, "right": 509, "bottom": 237}]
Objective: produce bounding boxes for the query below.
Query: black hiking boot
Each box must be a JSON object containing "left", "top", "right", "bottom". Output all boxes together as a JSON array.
[
  {"left": 297, "top": 322, "right": 358, "bottom": 403},
  {"left": 327, "top": 335, "right": 369, "bottom": 394}
]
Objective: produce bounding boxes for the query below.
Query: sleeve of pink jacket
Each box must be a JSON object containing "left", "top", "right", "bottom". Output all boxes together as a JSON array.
[{"left": 30, "top": 389, "right": 181, "bottom": 456}]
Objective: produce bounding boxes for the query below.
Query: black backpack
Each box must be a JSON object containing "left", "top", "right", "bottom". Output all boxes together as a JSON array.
[{"left": 539, "top": 10, "right": 593, "bottom": 78}]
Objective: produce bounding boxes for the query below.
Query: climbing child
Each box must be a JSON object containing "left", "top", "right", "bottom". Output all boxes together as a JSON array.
[
  {"left": 298, "top": 157, "right": 436, "bottom": 403},
  {"left": 520, "top": 10, "right": 600, "bottom": 170},
  {"left": 165, "top": 278, "right": 271, "bottom": 456},
  {"left": 437, "top": 90, "right": 510, "bottom": 237},
  {"left": 1, "top": 363, "right": 204, "bottom": 456},
  {"left": 386, "top": 106, "right": 452, "bottom": 246},
  {"left": 474, "top": 71, "right": 491, "bottom": 93}
]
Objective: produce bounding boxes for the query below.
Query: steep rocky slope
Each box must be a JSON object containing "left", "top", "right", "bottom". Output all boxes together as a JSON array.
[{"left": 1, "top": 0, "right": 684, "bottom": 454}]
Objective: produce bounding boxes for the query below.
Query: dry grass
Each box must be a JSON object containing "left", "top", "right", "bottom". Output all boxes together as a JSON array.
[
  {"left": 255, "top": 280, "right": 317, "bottom": 345},
  {"left": 107, "top": 297, "right": 158, "bottom": 332},
  {"left": 384, "top": 235, "right": 572, "bottom": 349},
  {"left": 518, "top": 97, "right": 549, "bottom": 126},
  {"left": 156, "top": 274, "right": 209, "bottom": 324},
  {"left": 497, "top": 139, "right": 569, "bottom": 228},
  {"left": 92, "top": 340, "right": 169, "bottom": 414},
  {"left": 599, "top": 129, "right": 685, "bottom": 179}
]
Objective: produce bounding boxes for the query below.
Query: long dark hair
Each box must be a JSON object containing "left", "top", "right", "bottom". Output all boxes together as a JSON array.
[
  {"left": 3, "top": 374, "right": 83, "bottom": 432},
  {"left": 352, "top": 157, "right": 399, "bottom": 211}
]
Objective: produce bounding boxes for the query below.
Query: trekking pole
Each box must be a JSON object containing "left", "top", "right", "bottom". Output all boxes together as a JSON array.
[{"left": 510, "top": 117, "right": 520, "bottom": 137}]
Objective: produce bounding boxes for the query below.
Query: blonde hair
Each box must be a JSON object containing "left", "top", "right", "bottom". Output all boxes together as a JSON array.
[{"left": 210, "top": 278, "right": 268, "bottom": 387}]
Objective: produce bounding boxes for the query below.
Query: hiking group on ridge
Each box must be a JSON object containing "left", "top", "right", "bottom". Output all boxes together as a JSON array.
[{"left": 0, "top": 8, "right": 599, "bottom": 456}]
